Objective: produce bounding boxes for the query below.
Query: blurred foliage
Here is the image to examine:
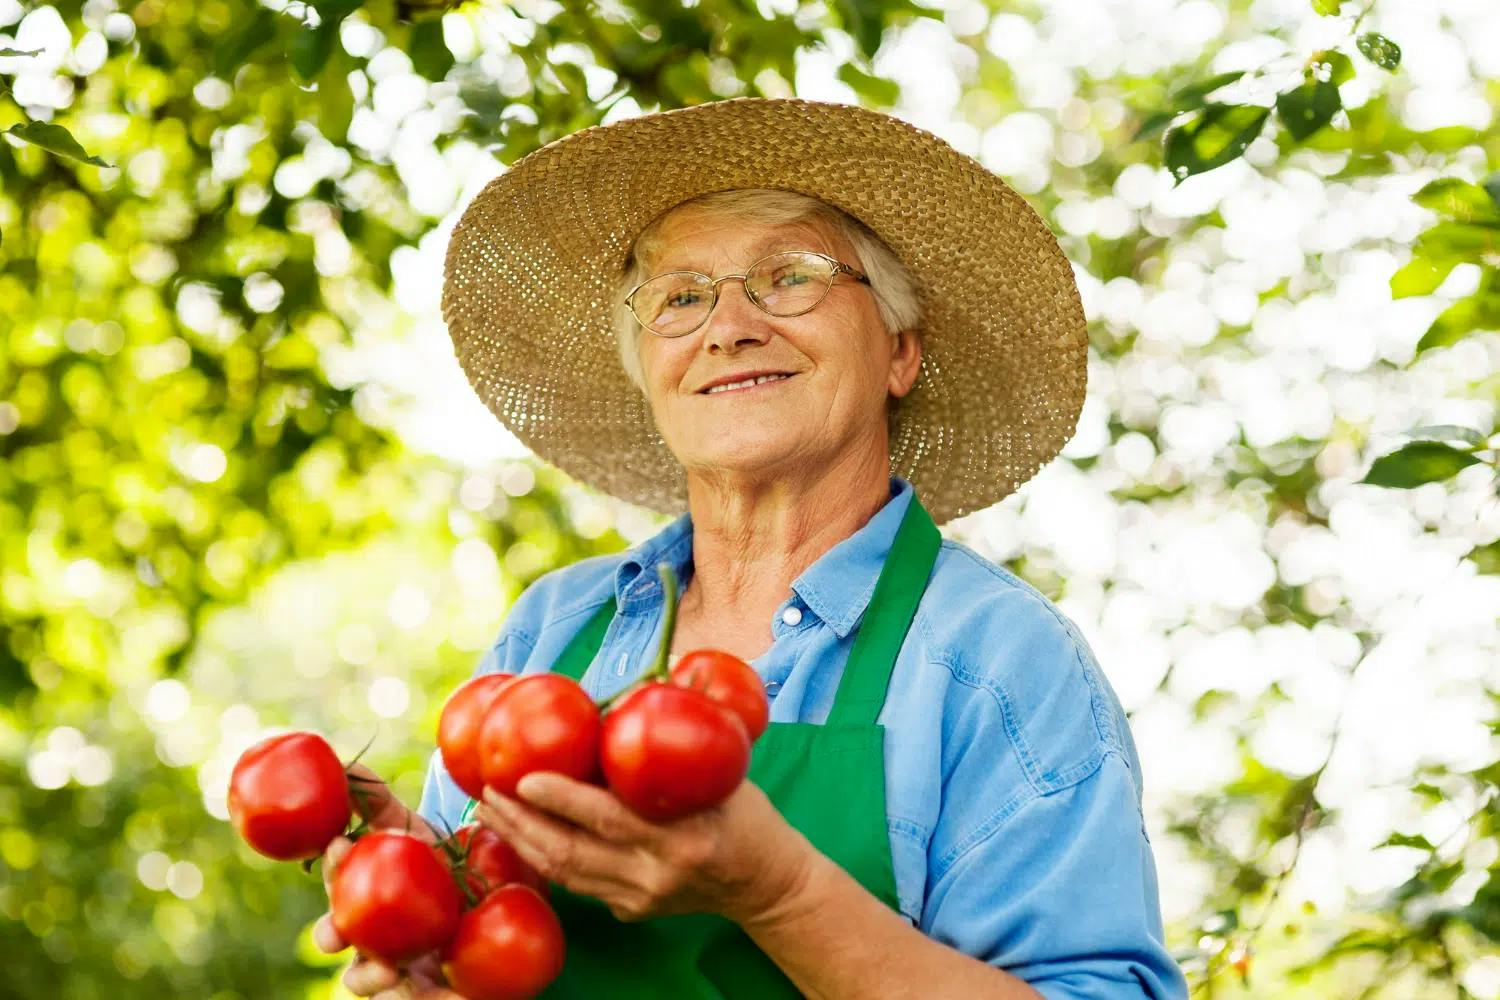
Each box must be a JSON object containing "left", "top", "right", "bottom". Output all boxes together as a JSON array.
[{"left": 0, "top": 0, "right": 1497, "bottom": 997}]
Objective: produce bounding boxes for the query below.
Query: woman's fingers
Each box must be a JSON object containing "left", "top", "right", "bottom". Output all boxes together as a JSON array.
[
  {"left": 342, "top": 954, "right": 402, "bottom": 996},
  {"left": 321, "top": 835, "right": 352, "bottom": 895},
  {"left": 312, "top": 912, "right": 347, "bottom": 954}
]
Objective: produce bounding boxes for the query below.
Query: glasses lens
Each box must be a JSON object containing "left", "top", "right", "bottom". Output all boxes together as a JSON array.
[
  {"left": 632, "top": 273, "right": 714, "bottom": 336},
  {"left": 746, "top": 252, "right": 836, "bottom": 316}
]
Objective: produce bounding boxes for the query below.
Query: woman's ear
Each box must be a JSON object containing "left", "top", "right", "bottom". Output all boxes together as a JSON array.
[{"left": 887, "top": 328, "right": 923, "bottom": 399}]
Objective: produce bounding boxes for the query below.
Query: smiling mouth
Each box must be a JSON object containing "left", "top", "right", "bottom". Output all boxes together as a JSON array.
[{"left": 700, "top": 373, "right": 797, "bottom": 396}]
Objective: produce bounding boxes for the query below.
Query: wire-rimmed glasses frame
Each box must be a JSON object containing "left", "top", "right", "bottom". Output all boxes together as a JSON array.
[{"left": 624, "top": 250, "right": 872, "bottom": 338}]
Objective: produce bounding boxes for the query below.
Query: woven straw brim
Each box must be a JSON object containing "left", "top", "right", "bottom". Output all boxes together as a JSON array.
[{"left": 442, "top": 97, "right": 1087, "bottom": 526}]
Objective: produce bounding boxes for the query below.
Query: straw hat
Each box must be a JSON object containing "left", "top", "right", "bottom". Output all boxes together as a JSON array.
[{"left": 441, "top": 97, "right": 1087, "bottom": 526}]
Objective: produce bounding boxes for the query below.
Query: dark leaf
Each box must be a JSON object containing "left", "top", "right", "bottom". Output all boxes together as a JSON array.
[
  {"left": 834, "top": 0, "right": 885, "bottom": 60},
  {"left": 409, "top": 18, "right": 455, "bottom": 81},
  {"left": 1360, "top": 441, "right": 1481, "bottom": 488},
  {"left": 1134, "top": 69, "right": 1250, "bottom": 141},
  {"left": 1356, "top": 32, "right": 1401, "bottom": 71},
  {"left": 1379, "top": 831, "right": 1435, "bottom": 851},
  {"left": 214, "top": 7, "right": 279, "bottom": 78},
  {"left": 291, "top": 23, "right": 338, "bottom": 81},
  {"left": 1163, "top": 103, "right": 1269, "bottom": 184},
  {"left": 1276, "top": 79, "right": 1341, "bottom": 140},
  {"left": 3, "top": 121, "right": 113, "bottom": 167}
]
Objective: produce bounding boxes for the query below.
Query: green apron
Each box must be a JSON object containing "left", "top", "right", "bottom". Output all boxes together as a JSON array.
[{"left": 461, "top": 495, "right": 940, "bottom": 998}]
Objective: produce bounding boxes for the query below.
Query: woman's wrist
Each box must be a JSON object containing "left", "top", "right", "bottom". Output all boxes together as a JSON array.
[{"left": 725, "top": 827, "right": 827, "bottom": 934}]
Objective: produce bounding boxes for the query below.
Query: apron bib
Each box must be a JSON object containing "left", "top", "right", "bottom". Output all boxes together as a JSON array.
[{"left": 461, "top": 496, "right": 940, "bottom": 998}]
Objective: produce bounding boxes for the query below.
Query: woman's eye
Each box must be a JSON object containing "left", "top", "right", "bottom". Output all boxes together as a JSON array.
[
  {"left": 666, "top": 290, "right": 702, "bottom": 307},
  {"left": 773, "top": 270, "right": 811, "bottom": 287}
]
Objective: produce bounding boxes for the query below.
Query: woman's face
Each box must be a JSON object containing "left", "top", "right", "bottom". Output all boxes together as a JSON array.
[{"left": 634, "top": 209, "right": 922, "bottom": 485}]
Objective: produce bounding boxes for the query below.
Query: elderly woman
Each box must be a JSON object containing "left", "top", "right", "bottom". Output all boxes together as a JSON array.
[{"left": 314, "top": 99, "right": 1189, "bottom": 999}]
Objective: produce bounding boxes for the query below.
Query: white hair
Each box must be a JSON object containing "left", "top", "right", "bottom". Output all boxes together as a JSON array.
[{"left": 611, "top": 189, "right": 923, "bottom": 403}]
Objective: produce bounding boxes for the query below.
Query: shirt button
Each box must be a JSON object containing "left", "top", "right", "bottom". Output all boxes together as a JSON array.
[
  {"left": 780, "top": 606, "right": 803, "bottom": 626},
  {"left": 764, "top": 680, "right": 782, "bottom": 697}
]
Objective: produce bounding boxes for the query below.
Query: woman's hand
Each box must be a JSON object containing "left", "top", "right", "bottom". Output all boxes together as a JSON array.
[
  {"left": 474, "top": 773, "right": 814, "bottom": 927},
  {"left": 311, "top": 764, "right": 465, "bottom": 999}
]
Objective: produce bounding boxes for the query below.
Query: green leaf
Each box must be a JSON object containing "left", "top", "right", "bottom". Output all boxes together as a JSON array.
[
  {"left": 1413, "top": 220, "right": 1500, "bottom": 260},
  {"left": 3, "top": 121, "right": 113, "bottom": 167},
  {"left": 1356, "top": 32, "right": 1401, "bottom": 71},
  {"left": 1412, "top": 178, "right": 1500, "bottom": 223},
  {"left": 1416, "top": 293, "right": 1500, "bottom": 354},
  {"left": 1389, "top": 255, "right": 1457, "bottom": 298},
  {"left": 1379, "top": 832, "right": 1435, "bottom": 850},
  {"left": 0, "top": 47, "right": 42, "bottom": 56},
  {"left": 1276, "top": 79, "right": 1341, "bottom": 140},
  {"left": 1310, "top": 50, "right": 1355, "bottom": 85},
  {"left": 1484, "top": 174, "right": 1500, "bottom": 213},
  {"left": 1410, "top": 782, "right": 1445, "bottom": 804},
  {"left": 1130, "top": 72, "right": 1250, "bottom": 143},
  {"left": 409, "top": 18, "right": 455, "bottom": 82},
  {"left": 836, "top": 63, "right": 899, "bottom": 107},
  {"left": 1163, "top": 103, "right": 1269, "bottom": 184},
  {"left": 1360, "top": 441, "right": 1481, "bottom": 488},
  {"left": 1310, "top": 0, "right": 1341, "bottom": 14},
  {"left": 1405, "top": 425, "right": 1487, "bottom": 447}
]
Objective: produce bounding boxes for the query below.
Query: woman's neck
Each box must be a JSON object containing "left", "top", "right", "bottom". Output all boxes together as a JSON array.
[{"left": 678, "top": 449, "right": 893, "bottom": 629}]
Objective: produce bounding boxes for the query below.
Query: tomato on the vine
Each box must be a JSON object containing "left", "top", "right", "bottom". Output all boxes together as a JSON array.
[
  {"left": 670, "top": 650, "right": 770, "bottom": 741},
  {"left": 227, "top": 731, "right": 350, "bottom": 861},
  {"left": 450, "top": 823, "right": 548, "bottom": 900},
  {"left": 441, "top": 884, "right": 565, "bottom": 1000},
  {"left": 479, "top": 674, "right": 602, "bottom": 797},
  {"left": 330, "top": 831, "right": 463, "bottom": 966},
  {"left": 600, "top": 683, "right": 750, "bottom": 822},
  {"left": 438, "top": 673, "right": 516, "bottom": 800}
]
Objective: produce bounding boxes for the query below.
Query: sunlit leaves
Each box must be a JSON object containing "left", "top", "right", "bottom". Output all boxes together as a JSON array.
[
  {"left": 1355, "top": 32, "right": 1401, "bottom": 72},
  {"left": 3, "top": 123, "right": 113, "bottom": 168},
  {"left": 1360, "top": 441, "right": 1483, "bottom": 488},
  {"left": 1163, "top": 103, "right": 1270, "bottom": 185}
]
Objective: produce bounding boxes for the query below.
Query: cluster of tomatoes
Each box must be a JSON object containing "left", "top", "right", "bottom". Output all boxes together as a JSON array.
[
  {"left": 226, "top": 565, "right": 769, "bottom": 999},
  {"left": 227, "top": 729, "right": 560, "bottom": 998},
  {"left": 439, "top": 645, "right": 769, "bottom": 825}
]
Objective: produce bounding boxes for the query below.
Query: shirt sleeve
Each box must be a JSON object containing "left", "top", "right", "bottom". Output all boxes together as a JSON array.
[
  {"left": 920, "top": 750, "right": 1188, "bottom": 1000},
  {"left": 416, "top": 633, "right": 533, "bottom": 836}
]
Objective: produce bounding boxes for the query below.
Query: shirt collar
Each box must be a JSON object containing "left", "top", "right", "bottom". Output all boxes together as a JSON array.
[{"left": 614, "top": 476, "right": 917, "bottom": 638}]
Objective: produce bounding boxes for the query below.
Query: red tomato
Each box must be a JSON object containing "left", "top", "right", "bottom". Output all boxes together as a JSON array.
[
  {"left": 227, "top": 731, "right": 350, "bottom": 861},
  {"left": 670, "top": 649, "right": 770, "bottom": 741},
  {"left": 331, "top": 831, "right": 464, "bottom": 966},
  {"left": 600, "top": 683, "right": 750, "bottom": 822},
  {"left": 478, "top": 674, "right": 601, "bottom": 798},
  {"left": 442, "top": 884, "right": 565, "bottom": 1000},
  {"left": 438, "top": 673, "right": 516, "bottom": 800},
  {"left": 451, "top": 823, "right": 548, "bottom": 900}
]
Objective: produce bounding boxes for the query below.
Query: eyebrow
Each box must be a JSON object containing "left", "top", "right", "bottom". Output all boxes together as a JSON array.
[{"left": 655, "top": 232, "right": 819, "bottom": 274}]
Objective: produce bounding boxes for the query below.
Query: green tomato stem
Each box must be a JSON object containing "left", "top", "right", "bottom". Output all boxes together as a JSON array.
[{"left": 650, "top": 561, "right": 680, "bottom": 682}]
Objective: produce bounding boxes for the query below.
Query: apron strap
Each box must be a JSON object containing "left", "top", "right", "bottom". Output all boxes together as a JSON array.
[
  {"left": 823, "top": 496, "right": 941, "bottom": 729},
  {"left": 555, "top": 599, "right": 616, "bottom": 682}
]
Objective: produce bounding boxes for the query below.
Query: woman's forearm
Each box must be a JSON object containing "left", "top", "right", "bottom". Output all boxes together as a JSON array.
[{"left": 739, "top": 851, "right": 1045, "bottom": 1000}]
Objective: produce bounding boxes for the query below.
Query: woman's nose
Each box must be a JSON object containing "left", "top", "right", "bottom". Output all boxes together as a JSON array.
[{"left": 702, "top": 280, "right": 773, "bottom": 353}]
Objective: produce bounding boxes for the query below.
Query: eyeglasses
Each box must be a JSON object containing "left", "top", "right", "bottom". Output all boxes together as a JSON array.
[{"left": 624, "top": 250, "right": 872, "bottom": 338}]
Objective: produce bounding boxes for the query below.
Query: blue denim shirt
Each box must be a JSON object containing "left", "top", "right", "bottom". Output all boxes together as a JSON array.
[{"left": 419, "top": 476, "right": 1189, "bottom": 1000}]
